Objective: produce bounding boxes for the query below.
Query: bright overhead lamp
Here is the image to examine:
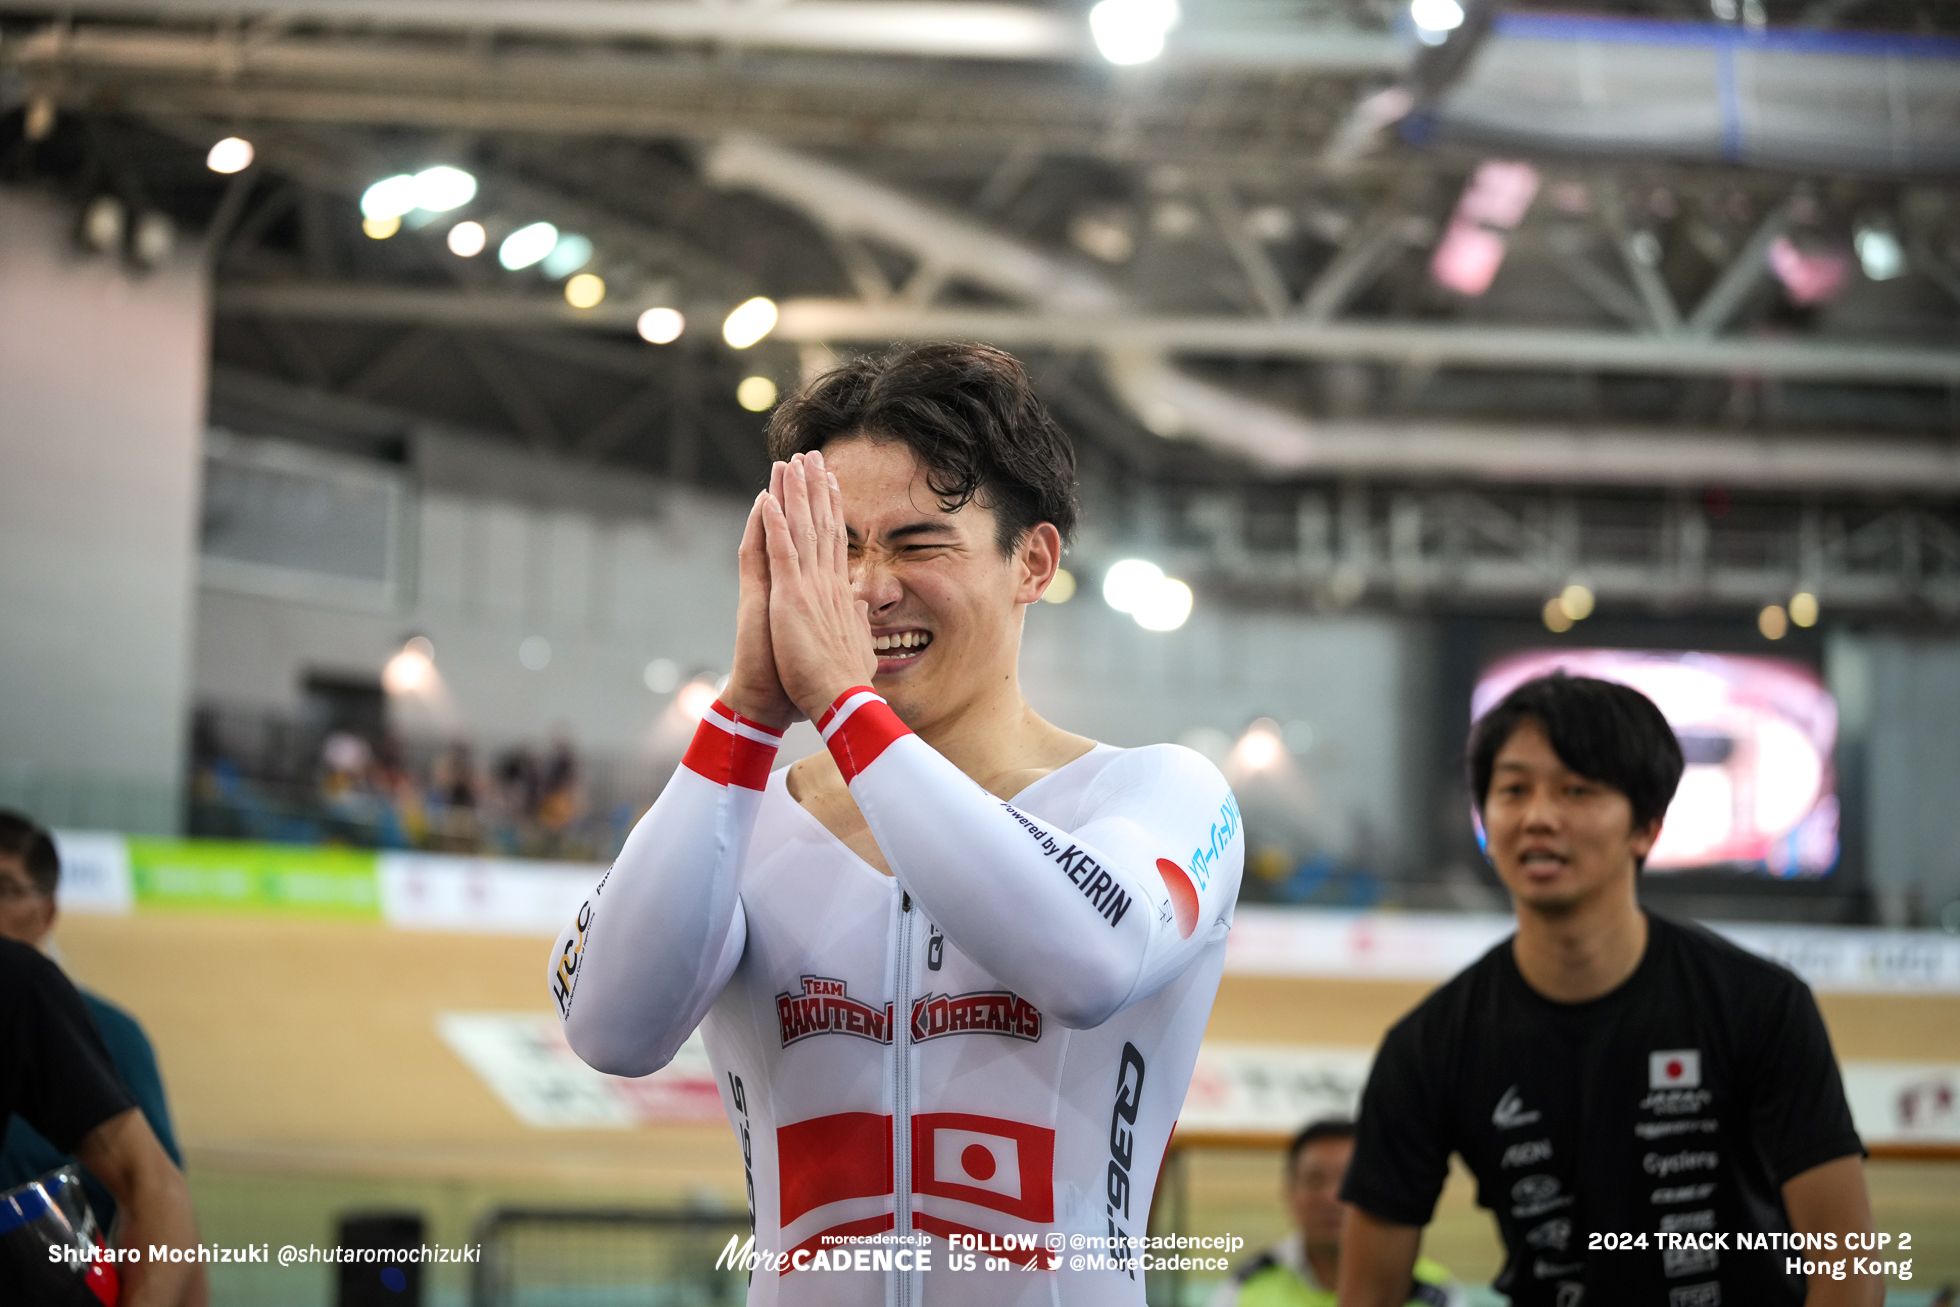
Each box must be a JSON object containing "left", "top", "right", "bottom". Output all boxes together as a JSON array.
[
  {"left": 1103, "top": 558, "right": 1165, "bottom": 613},
  {"left": 565, "top": 273, "right": 606, "bottom": 309},
  {"left": 723, "top": 297, "right": 778, "bottom": 349},
  {"left": 1411, "top": 0, "right": 1464, "bottom": 43},
  {"left": 446, "top": 220, "right": 486, "bottom": 257},
  {"left": 736, "top": 376, "right": 779, "bottom": 411},
  {"left": 360, "top": 174, "right": 419, "bottom": 221},
  {"left": 637, "top": 307, "right": 685, "bottom": 344},
  {"left": 1089, "top": 0, "right": 1179, "bottom": 64},
  {"left": 498, "top": 221, "right": 559, "bottom": 270},
  {"left": 1133, "top": 577, "right": 1193, "bottom": 631},
  {"left": 383, "top": 636, "right": 436, "bottom": 694},
  {"left": 410, "top": 165, "right": 477, "bottom": 213},
  {"left": 541, "top": 232, "right": 594, "bottom": 280},
  {"left": 362, "top": 215, "right": 401, "bottom": 240},
  {"left": 206, "top": 136, "right": 254, "bottom": 174},
  {"left": 675, "top": 679, "right": 717, "bottom": 721},
  {"left": 1789, "top": 591, "right": 1819, "bottom": 628},
  {"left": 1234, "top": 719, "right": 1285, "bottom": 771},
  {"left": 1854, "top": 226, "right": 1905, "bottom": 282},
  {"left": 1103, "top": 558, "right": 1193, "bottom": 631}
]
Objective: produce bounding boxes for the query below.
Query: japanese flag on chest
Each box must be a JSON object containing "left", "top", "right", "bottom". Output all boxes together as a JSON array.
[
  {"left": 914, "top": 1113, "right": 1055, "bottom": 1222},
  {"left": 1649, "top": 1049, "right": 1702, "bottom": 1089}
]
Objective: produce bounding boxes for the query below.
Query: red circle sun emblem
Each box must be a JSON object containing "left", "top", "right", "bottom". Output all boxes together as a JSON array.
[{"left": 961, "top": 1144, "right": 997, "bottom": 1182}]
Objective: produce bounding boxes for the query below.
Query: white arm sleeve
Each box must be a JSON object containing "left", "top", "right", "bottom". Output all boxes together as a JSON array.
[
  {"left": 548, "top": 701, "right": 782, "bottom": 1076},
  {"left": 817, "top": 687, "right": 1244, "bottom": 1029}
]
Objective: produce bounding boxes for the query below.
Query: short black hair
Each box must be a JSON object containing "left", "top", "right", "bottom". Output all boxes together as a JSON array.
[
  {"left": 1286, "top": 1117, "right": 1356, "bottom": 1173},
  {"left": 765, "top": 342, "right": 1080, "bottom": 555},
  {"left": 0, "top": 810, "right": 59, "bottom": 897},
  {"left": 1468, "top": 673, "right": 1684, "bottom": 835}
]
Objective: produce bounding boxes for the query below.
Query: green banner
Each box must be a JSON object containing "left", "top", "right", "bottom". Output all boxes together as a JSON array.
[{"left": 125, "top": 838, "right": 381, "bottom": 917}]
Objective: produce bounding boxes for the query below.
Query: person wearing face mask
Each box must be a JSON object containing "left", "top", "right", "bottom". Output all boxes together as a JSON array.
[
  {"left": 1336, "top": 674, "right": 1878, "bottom": 1307},
  {"left": 548, "top": 343, "right": 1245, "bottom": 1306}
]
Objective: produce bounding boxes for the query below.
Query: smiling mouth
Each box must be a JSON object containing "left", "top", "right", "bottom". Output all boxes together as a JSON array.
[
  {"left": 871, "top": 630, "right": 932, "bottom": 661},
  {"left": 1518, "top": 850, "right": 1569, "bottom": 874}
]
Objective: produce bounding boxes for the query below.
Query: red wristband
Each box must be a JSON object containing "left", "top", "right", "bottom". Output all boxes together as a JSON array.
[
  {"left": 817, "top": 686, "right": 912, "bottom": 783},
  {"left": 683, "top": 700, "right": 785, "bottom": 790}
]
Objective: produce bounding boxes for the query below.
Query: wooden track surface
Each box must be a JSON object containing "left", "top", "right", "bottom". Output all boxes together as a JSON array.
[{"left": 52, "top": 912, "right": 1960, "bottom": 1186}]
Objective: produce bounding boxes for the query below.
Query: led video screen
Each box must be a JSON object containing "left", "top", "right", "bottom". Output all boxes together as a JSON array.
[{"left": 1473, "top": 649, "right": 1839, "bottom": 877}]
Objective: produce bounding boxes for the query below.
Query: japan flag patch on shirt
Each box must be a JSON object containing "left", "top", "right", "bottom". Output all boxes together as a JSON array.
[
  {"left": 912, "top": 1112, "right": 1055, "bottom": 1222},
  {"left": 1650, "top": 1050, "right": 1702, "bottom": 1089}
]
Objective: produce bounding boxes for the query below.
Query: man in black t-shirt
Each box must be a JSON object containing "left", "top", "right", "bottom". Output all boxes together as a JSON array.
[
  {"left": 1337, "top": 674, "right": 1879, "bottom": 1307},
  {"left": 1, "top": 935, "right": 200, "bottom": 1306}
]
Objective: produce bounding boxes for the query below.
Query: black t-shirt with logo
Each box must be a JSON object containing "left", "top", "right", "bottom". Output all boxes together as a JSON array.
[{"left": 1341, "top": 913, "right": 1863, "bottom": 1307}]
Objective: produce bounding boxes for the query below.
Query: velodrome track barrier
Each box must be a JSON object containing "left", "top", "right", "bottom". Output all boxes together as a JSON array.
[
  {"left": 468, "top": 1207, "right": 750, "bottom": 1307},
  {"left": 48, "top": 831, "right": 1960, "bottom": 994},
  {"left": 49, "top": 831, "right": 1960, "bottom": 1158}
]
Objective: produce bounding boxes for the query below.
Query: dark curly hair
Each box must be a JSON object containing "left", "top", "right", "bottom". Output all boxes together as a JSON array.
[{"left": 764, "top": 343, "right": 1079, "bottom": 554}]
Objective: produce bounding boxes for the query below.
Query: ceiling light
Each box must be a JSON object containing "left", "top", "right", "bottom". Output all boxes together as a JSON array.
[
  {"left": 80, "top": 197, "right": 125, "bottom": 253},
  {"left": 1854, "top": 226, "right": 1905, "bottom": 282},
  {"left": 1789, "top": 591, "right": 1819, "bottom": 628},
  {"left": 362, "top": 215, "right": 401, "bottom": 240},
  {"left": 519, "top": 635, "right": 553, "bottom": 670},
  {"left": 1133, "top": 577, "right": 1193, "bottom": 631},
  {"left": 1758, "top": 604, "right": 1788, "bottom": 640},
  {"left": 565, "top": 273, "right": 606, "bottom": 309},
  {"left": 643, "top": 658, "right": 680, "bottom": 694},
  {"left": 130, "top": 212, "right": 174, "bottom": 268},
  {"left": 1043, "top": 568, "right": 1077, "bottom": 604},
  {"left": 410, "top": 165, "right": 476, "bottom": 213},
  {"left": 736, "top": 376, "right": 779, "bottom": 411},
  {"left": 1101, "top": 559, "right": 1192, "bottom": 631},
  {"left": 1234, "top": 719, "right": 1285, "bottom": 771},
  {"left": 1102, "top": 559, "right": 1165, "bottom": 613},
  {"left": 675, "top": 680, "right": 717, "bottom": 721},
  {"left": 446, "top": 220, "right": 486, "bottom": 257},
  {"left": 498, "top": 221, "right": 559, "bottom": 271},
  {"left": 383, "top": 636, "right": 436, "bottom": 694},
  {"left": 541, "top": 232, "right": 594, "bottom": 280},
  {"left": 1089, "top": 0, "right": 1179, "bottom": 64},
  {"left": 360, "top": 174, "right": 419, "bottom": 221},
  {"left": 637, "top": 307, "right": 685, "bottom": 344},
  {"left": 723, "top": 297, "right": 778, "bottom": 349},
  {"left": 205, "top": 136, "right": 254, "bottom": 175},
  {"left": 1542, "top": 597, "right": 1574, "bottom": 633},
  {"left": 1558, "top": 582, "right": 1594, "bottom": 622},
  {"left": 1411, "top": 0, "right": 1465, "bottom": 39}
]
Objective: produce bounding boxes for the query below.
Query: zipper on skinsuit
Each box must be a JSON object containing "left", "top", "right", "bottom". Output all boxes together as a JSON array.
[{"left": 893, "top": 890, "right": 916, "bottom": 1307}]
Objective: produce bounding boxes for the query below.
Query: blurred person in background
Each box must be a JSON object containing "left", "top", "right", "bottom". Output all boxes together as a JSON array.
[
  {"left": 1212, "top": 1118, "right": 1462, "bottom": 1307},
  {"left": 0, "top": 811, "right": 202, "bottom": 1306},
  {"left": 1336, "top": 675, "right": 1878, "bottom": 1307}
]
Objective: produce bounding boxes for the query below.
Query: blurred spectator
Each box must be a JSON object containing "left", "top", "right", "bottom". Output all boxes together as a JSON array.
[
  {"left": 1208, "top": 1119, "right": 1463, "bottom": 1307},
  {"left": 189, "top": 704, "right": 649, "bottom": 861},
  {"left": 0, "top": 810, "right": 202, "bottom": 1307},
  {"left": 428, "top": 743, "right": 482, "bottom": 850}
]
